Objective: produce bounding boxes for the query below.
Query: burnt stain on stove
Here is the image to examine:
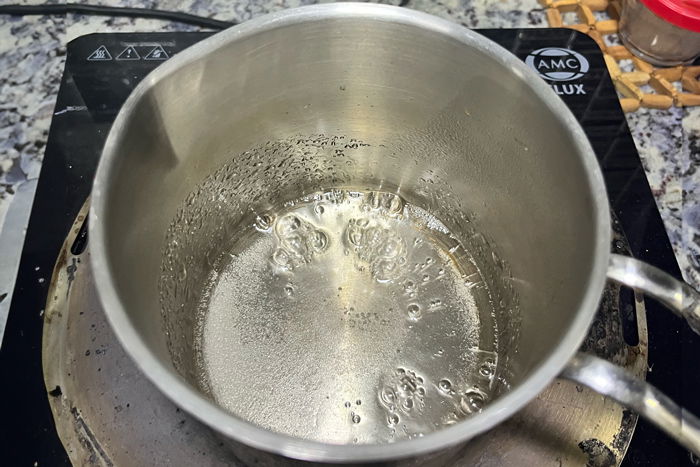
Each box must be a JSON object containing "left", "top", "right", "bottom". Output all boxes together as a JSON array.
[
  {"left": 581, "top": 213, "right": 637, "bottom": 366},
  {"left": 66, "top": 257, "right": 78, "bottom": 286},
  {"left": 612, "top": 409, "right": 637, "bottom": 453},
  {"left": 581, "top": 282, "right": 627, "bottom": 363},
  {"left": 578, "top": 438, "right": 617, "bottom": 466},
  {"left": 70, "top": 406, "right": 114, "bottom": 466}
]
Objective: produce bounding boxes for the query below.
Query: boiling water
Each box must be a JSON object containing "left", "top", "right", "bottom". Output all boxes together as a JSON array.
[{"left": 194, "top": 190, "right": 501, "bottom": 444}]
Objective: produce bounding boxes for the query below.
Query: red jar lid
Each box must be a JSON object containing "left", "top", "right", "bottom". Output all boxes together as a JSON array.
[{"left": 640, "top": 0, "right": 700, "bottom": 33}]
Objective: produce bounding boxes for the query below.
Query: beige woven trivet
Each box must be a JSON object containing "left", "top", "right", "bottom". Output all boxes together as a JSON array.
[{"left": 540, "top": 0, "right": 700, "bottom": 111}]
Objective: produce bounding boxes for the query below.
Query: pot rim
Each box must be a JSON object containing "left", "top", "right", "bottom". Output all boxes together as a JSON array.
[{"left": 89, "top": 3, "right": 612, "bottom": 462}]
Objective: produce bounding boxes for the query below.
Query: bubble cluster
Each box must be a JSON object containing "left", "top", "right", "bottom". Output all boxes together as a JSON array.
[
  {"left": 433, "top": 350, "right": 498, "bottom": 420},
  {"left": 365, "top": 191, "right": 404, "bottom": 214},
  {"left": 379, "top": 367, "right": 426, "bottom": 428},
  {"left": 270, "top": 214, "right": 329, "bottom": 270},
  {"left": 344, "top": 218, "right": 407, "bottom": 283}
]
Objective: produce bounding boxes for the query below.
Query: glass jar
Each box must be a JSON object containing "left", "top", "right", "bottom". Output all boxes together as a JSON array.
[{"left": 619, "top": 0, "right": 700, "bottom": 66}]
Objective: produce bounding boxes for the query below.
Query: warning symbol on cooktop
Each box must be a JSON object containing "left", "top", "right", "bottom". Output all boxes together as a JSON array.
[
  {"left": 116, "top": 46, "right": 140, "bottom": 61},
  {"left": 144, "top": 45, "right": 169, "bottom": 61},
  {"left": 87, "top": 45, "right": 112, "bottom": 61}
]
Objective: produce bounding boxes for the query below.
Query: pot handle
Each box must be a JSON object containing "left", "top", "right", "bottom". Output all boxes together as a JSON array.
[
  {"left": 559, "top": 253, "right": 700, "bottom": 455},
  {"left": 562, "top": 353, "right": 700, "bottom": 456},
  {"left": 607, "top": 253, "right": 700, "bottom": 335}
]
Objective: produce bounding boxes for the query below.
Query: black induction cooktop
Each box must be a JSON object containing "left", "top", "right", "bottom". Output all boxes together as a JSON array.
[{"left": 0, "top": 29, "right": 697, "bottom": 466}]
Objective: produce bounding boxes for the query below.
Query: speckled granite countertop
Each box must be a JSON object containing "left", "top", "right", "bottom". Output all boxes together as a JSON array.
[{"left": 0, "top": 0, "right": 698, "bottom": 289}]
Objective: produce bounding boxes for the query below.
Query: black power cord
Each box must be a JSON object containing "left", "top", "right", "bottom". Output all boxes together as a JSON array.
[
  {"left": 0, "top": 3, "right": 236, "bottom": 29},
  {"left": 0, "top": 2, "right": 413, "bottom": 28}
]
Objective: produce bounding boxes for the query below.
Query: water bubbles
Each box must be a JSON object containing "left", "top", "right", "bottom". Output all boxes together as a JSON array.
[
  {"left": 253, "top": 213, "right": 274, "bottom": 232},
  {"left": 379, "top": 237, "right": 403, "bottom": 257},
  {"left": 38, "top": 277, "right": 45, "bottom": 284},
  {"left": 271, "top": 248, "right": 292, "bottom": 269},
  {"left": 284, "top": 284, "right": 294, "bottom": 297},
  {"left": 344, "top": 401, "right": 352, "bottom": 408},
  {"left": 310, "top": 230, "right": 328, "bottom": 252},
  {"left": 403, "top": 280, "right": 415, "bottom": 294},
  {"left": 351, "top": 412, "right": 361, "bottom": 424},
  {"left": 422, "top": 274, "right": 430, "bottom": 282},
  {"left": 479, "top": 364, "right": 493, "bottom": 378},
  {"left": 379, "top": 367, "right": 426, "bottom": 427},
  {"left": 461, "top": 389, "right": 487, "bottom": 412},
  {"left": 437, "top": 268, "right": 445, "bottom": 276},
  {"left": 277, "top": 214, "right": 301, "bottom": 235},
  {"left": 381, "top": 386, "right": 397, "bottom": 405},
  {"left": 365, "top": 192, "right": 404, "bottom": 214},
  {"left": 399, "top": 376, "right": 416, "bottom": 393},
  {"left": 314, "top": 204, "right": 325, "bottom": 216},
  {"left": 369, "top": 191, "right": 381, "bottom": 210},
  {"left": 429, "top": 299, "right": 442, "bottom": 308},
  {"left": 387, "top": 194, "right": 403, "bottom": 213},
  {"left": 344, "top": 217, "right": 406, "bottom": 283},
  {"left": 374, "top": 258, "right": 400, "bottom": 283},
  {"left": 438, "top": 379, "right": 452, "bottom": 394},
  {"left": 407, "top": 303, "right": 422, "bottom": 321},
  {"left": 285, "top": 234, "right": 308, "bottom": 257},
  {"left": 347, "top": 221, "right": 364, "bottom": 246},
  {"left": 356, "top": 399, "right": 362, "bottom": 406},
  {"left": 271, "top": 213, "right": 329, "bottom": 270}
]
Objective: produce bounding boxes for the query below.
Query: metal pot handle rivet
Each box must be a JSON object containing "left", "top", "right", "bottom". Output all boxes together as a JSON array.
[{"left": 562, "top": 253, "right": 700, "bottom": 456}]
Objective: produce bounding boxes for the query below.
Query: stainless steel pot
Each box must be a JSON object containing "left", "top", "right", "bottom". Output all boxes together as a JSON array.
[{"left": 90, "top": 3, "right": 700, "bottom": 462}]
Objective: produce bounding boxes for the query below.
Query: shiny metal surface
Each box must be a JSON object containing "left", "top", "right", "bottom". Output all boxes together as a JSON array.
[
  {"left": 90, "top": 3, "right": 612, "bottom": 462},
  {"left": 45, "top": 204, "right": 646, "bottom": 466},
  {"left": 562, "top": 353, "right": 700, "bottom": 456},
  {"left": 608, "top": 254, "right": 700, "bottom": 334}
]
